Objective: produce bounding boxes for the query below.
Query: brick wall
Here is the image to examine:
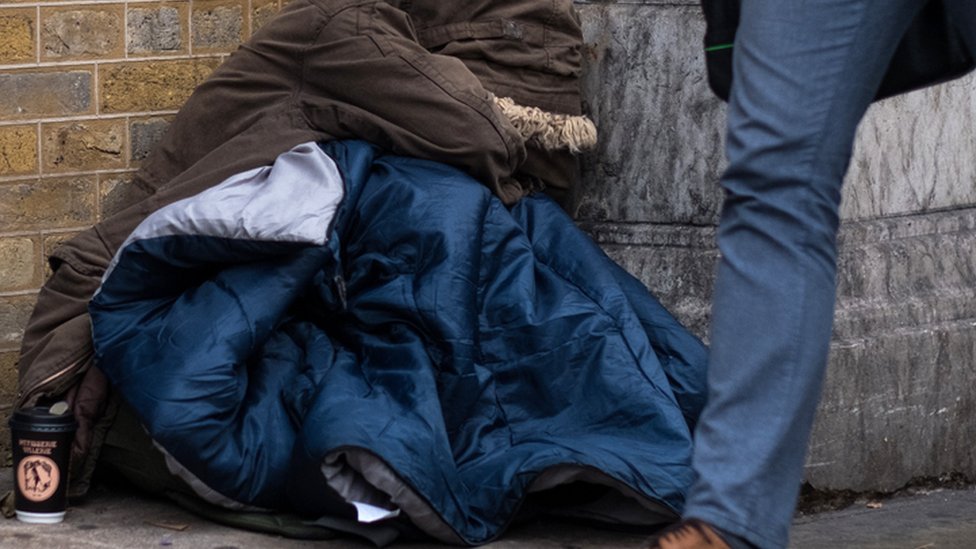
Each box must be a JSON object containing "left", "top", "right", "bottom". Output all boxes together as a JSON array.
[{"left": 0, "top": 0, "right": 282, "bottom": 461}]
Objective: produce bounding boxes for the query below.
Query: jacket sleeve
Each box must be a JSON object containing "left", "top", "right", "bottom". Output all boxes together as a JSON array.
[{"left": 298, "top": 1, "right": 528, "bottom": 203}]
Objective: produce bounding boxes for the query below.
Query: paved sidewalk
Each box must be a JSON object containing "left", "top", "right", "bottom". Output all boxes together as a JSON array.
[
  {"left": 790, "top": 487, "right": 976, "bottom": 549},
  {"left": 1, "top": 467, "right": 974, "bottom": 548}
]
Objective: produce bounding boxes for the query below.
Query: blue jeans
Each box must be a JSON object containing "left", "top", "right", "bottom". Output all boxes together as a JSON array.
[{"left": 683, "top": 1, "right": 976, "bottom": 547}]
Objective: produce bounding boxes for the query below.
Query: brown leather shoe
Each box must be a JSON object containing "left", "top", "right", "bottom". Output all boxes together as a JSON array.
[{"left": 648, "top": 519, "right": 732, "bottom": 549}]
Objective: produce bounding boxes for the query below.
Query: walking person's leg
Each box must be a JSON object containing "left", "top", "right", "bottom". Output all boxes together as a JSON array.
[{"left": 669, "top": 1, "right": 928, "bottom": 547}]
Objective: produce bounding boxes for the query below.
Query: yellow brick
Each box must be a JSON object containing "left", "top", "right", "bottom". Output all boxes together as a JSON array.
[
  {"left": 0, "top": 294, "right": 36, "bottom": 351},
  {"left": 192, "top": 0, "right": 245, "bottom": 53},
  {"left": 0, "top": 431, "right": 9, "bottom": 466},
  {"left": 0, "top": 124, "right": 37, "bottom": 176},
  {"left": 0, "top": 8, "right": 35, "bottom": 64},
  {"left": 99, "top": 172, "right": 149, "bottom": 219},
  {"left": 0, "top": 350, "right": 17, "bottom": 396},
  {"left": 250, "top": 0, "right": 279, "bottom": 35},
  {"left": 0, "top": 236, "right": 40, "bottom": 292},
  {"left": 0, "top": 176, "right": 97, "bottom": 232},
  {"left": 0, "top": 68, "right": 94, "bottom": 119},
  {"left": 42, "top": 231, "right": 77, "bottom": 278},
  {"left": 99, "top": 58, "right": 221, "bottom": 113},
  {"left": 42, "top": 232, "right": 75, "bottom": 258},
  {"left": 42, "top": 119, "right": 126, "bottom": 173},
  {"left": 0, "top": 350, "right": 16, "bottom": 462},
  {"left": 41, "top": 5, "right": 125, "bottom": 61},
  {"left": 127, "top": 2, "right": 189, "bottom": 56},
  {"left": 129, "top": 115, "right": 172, "bottom": 163}
]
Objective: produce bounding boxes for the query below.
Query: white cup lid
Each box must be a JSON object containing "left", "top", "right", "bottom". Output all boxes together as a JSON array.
[{"left": 15, "top": 510, "right": 66, "bottom": 524}]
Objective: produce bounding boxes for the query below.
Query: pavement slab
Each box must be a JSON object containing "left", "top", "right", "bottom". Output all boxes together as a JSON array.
[
  {"left": 790, "top": 488, "right": 976, "bottom": 549},
  {"left": 1, "top": 466, "right": 975, "bottom": 548},
  {"left": 0, "top": 469, "right": 648, "bottom": 549}
]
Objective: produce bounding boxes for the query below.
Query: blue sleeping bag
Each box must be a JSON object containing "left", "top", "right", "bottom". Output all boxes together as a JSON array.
[{"left": 90, "top": 140, "right": 707, "bottom": 544}]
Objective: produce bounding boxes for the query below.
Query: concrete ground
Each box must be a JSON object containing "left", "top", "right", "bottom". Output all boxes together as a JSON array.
[
  {"left": 1, "top": 468, "right": 974, "bottom": 548},
  {"left": 790, "top": 488, "right": 976, "bottom": 549}
]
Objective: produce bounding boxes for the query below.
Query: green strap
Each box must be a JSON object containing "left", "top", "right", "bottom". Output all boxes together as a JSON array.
[{"left": 705, "top": 43, "right": 734, "bottom": 52}]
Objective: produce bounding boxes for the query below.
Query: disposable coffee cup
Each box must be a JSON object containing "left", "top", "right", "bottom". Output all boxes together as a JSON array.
[{"left": 9, "top": 403, "right": 77, "bottom": 523}]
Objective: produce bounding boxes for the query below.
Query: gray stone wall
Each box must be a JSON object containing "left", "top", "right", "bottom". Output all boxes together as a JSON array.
[{"left": 575, "top": 0, "right": 976, "bottom": 492}]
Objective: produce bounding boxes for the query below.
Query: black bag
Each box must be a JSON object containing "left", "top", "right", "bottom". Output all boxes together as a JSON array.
[{"left": 702, "top": 0, "right": 975, "bottom": 102}]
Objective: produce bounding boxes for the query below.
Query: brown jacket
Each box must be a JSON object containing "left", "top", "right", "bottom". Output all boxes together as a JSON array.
[
  {"left": 15, "top": 0, "right": 591, "bottom": 496},
  {"left": 404, "top": 0, "right": 593, "bottom": 206}
]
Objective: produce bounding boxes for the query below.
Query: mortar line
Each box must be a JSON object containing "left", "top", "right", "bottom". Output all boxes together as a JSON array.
[
  {"left": 94, "top": 60, "right": 101, "bottom": 116},
  {"left": 187, "top": 0, "right": 194, "bottom": 56},
  {"left": 41, "top": 226, "right": 88, "bottom": 235},
  {"left": 0, "top": 0, "right": 198, "bottom": 8},
  {"left": 0, "top": 227, "right": 85, "bottom": 239},
  {"left": 247, "top": 0, "right": 253, "bottom": 36},
  {"left": 34, "top": 5, "right": 41, "bottom": 64},
  {"left": 36, "top": 119, "right": 44, "bottom": 176},
  {"left": 35, "top": 120, "right": 42, "bottom": 177},
  {"left": 123, "top": 114, "right": 131, "bottom": 171},
  {"left": 123, "top": 0, "right": 129, "bottom": 61},
  {"left": 0, "top": 111, "right": 179, "bottom": 127},
  {"left": 0, "top": 52, "right": 221, "bottom": 71},
  {"left": 0, "top": 289, "right": 40, "bottom": 298},
  {"left": 95, "top": 171, "right": 103, "bottom": 223},
  {"left": 0, "top": 230, "right": 44, "bottom": 238},
  {"left": 0, "top": 167, "right": 135, "bottom": 184}
]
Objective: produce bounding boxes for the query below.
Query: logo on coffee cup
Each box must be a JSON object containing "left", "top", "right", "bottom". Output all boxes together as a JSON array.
[{"left": 16, "top": 456, "right": 60, "bottom": 502}]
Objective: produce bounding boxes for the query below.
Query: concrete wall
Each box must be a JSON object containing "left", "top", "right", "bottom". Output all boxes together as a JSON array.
[
  {"left": 0, "top": 0, "right": 973, "bottom": 493},
  {"left": 575, "top": 0, "right": 976, "bottom": 492}
]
